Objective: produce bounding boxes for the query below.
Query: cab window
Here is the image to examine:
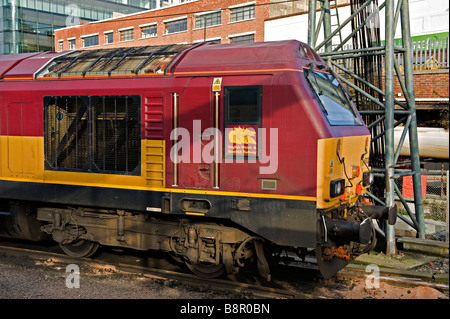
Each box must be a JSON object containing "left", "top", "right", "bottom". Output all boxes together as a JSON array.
[
  {"left": 225, "top": 86, "right": 262, "bottom": 125},
  {"left": 305, "top": 69, "right": 362, "bottom": 126}
]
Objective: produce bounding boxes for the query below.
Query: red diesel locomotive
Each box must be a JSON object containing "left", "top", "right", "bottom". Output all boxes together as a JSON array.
[{"left": 0, "top": 41, "right": 394, "bottom": 279}]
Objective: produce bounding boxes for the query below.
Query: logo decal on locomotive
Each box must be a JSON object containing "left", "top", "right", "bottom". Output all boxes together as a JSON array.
[
  {"left": 170, "top": 120, "right": 278, "bottom": 174},
  {"left": 226, "top": 125, "right": 258, "bottom": 157}
]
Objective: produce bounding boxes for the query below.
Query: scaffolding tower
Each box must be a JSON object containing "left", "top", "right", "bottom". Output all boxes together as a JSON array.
[{"left": 307, "top": 0, "right": 425, "bottom": 255}]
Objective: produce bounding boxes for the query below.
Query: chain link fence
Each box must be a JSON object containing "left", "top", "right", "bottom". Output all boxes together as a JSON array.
[{"left": 395, "top": 169, "right": 449, "bottom": 241}]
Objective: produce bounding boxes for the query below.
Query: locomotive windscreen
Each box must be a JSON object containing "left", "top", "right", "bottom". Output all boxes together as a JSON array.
[
  {"left": 35, "top": 44, "right": 191, "bottom": 78},
  {"left": 304, "top": 69, "right": 363, "bottom": 126}
]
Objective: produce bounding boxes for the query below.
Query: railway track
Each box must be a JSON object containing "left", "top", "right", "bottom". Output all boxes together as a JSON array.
[
  {"left": 0, "top": 240, "right": 447, "bottom": 300},
  {"left": 0, "top": 242, "right": 304, "bottom": 299},
  {"left": 281, "top": 254, "right": 449, "bottom": 293}
]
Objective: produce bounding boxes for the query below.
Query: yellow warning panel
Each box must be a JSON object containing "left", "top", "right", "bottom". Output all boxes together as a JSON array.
[{"left": 212, "top": 77, "right": 222, "bottom": 92}]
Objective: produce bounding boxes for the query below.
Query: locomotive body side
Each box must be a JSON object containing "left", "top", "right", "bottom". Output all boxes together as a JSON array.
[{"left": 0, "top": 41, "right": 391, "bottom": 279}]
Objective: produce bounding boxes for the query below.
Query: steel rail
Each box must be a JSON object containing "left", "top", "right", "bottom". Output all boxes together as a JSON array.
[{"left": 0, "top": 244, "right": 301, "bottom": 299}]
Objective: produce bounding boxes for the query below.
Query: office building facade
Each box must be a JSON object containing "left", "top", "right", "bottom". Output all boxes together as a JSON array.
[
  {"left": 0, "top": 0, "right": 162, "bottom": 54},
  {"left": 54, "top": 0, "right": 269, "bottom": 51}
]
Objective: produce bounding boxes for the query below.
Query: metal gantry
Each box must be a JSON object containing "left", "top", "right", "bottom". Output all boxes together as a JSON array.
[{"left": 308, "top": 0, "right": 425, "bottom": 255}]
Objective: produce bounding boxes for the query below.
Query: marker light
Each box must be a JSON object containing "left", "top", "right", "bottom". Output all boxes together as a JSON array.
[
  {"left": 330, "top": 179, "right": 346, "bottom": 198},
  {"left": 362, "top": 171, "right": 374, "bottom": 187},
  {"left": 352, "top": 165, "right": 361, "bottom": 178}
]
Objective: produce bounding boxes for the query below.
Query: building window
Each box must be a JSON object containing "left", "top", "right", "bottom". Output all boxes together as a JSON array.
[
  {"left": 69, "top": 39, "right": 76, "bottom": 50},
  {"left": 165, "top": 18, "right": 187, "bottom": 34},
  {"left": 58, "top": 41, "right": 63, "bottom": 51},
  {"left": 119, "top": 28, "right": 134, "bottom": 42},
  {"left": 141, "top": 24, "right": 157, "bottom": 38},
  {"left": 206, "top": 38, "right": 221, "bottom": 44},
  {"left": 82, "top": 35, "right": 99, "bottom": 47},
  {"left": 230, "top": 33, "right": 255, "bottom": 43},
  {"left": 195, "top": 11, "right": 221, "bottom": 29},
  {"left": 230, "top": 4, "right": 255, "bottom": 23},
  {"left": 105, "top": 32, "right": 113, "bottom": 44},
  {"left": 44, "top": 95, "right": 141, "bottom": 175}
]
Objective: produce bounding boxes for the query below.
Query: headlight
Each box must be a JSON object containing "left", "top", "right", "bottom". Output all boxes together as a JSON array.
[
  {"left": 330, "top": 179, "right": 345, "bottom": 198},
  {"left": 362, "top": 171, "right": 374, "bottom": 186}
]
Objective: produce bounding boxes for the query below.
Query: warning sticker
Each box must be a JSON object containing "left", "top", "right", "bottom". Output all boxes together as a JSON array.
[{"left": 212, "top": 78, "right": 222, "bottom": 92}]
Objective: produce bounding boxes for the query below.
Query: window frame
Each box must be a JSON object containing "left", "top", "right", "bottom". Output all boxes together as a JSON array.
[
  {"left": 68, "top": 38, "right": 76, "bottom": 50},
  {"left": 164, "top": 18, "right": 188, "bottom": 35},
  {"left": 119, "top": 28, "right": 134, "bottom": 42},
  {"left": 230, "top": 4, "right": 255, "bottom": 23},
  {"left": 81, "top": 34, "right": 99, "bottom": 48},
  {"left": 140, "top": 23, "right": 157, "bottom": 39},
  {"left": 194, "top": 10, "right": 221, "bottom": 29},
  {"left": 304, "top": 69, "right": 363, "bottom": 126},
  {"left": 230, "top": 33, "right": 255, "bottom": 43},
  {"left": 223, "top": 85, "right": 263, "bottom": 160},
  {"left": 104, "top": 31, "right": 114, "bottom": 44}
]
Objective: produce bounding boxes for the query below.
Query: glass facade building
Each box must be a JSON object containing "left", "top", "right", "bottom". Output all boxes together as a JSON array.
[{"left": 0, "top": 0, "right": 161, "bottom": 54}]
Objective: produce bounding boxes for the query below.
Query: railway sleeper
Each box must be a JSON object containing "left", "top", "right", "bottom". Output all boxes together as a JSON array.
[{"left": 36, "top": 207, "right": 271, "bottom": 279}]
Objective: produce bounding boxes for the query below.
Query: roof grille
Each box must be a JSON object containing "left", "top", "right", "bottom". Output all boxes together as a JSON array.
[{"left": 35, "top": 44, "right": 191, "bottom": 79}]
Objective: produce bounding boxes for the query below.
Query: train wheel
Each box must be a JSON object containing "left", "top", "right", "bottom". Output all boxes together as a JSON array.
[
  {"left": 59, "top": 239, "right": 99, "bottom": 258},
  {"left": 185, "top": 261, "right": 225, "bottom": 279}
]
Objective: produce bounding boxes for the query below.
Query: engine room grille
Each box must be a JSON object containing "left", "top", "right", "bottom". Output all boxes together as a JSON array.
[
  {"left": 35, "top": 44, "right": 192, "bottom": 78},
  {"left": 44, "top": 95, "right": 140, "bottom": 175}
]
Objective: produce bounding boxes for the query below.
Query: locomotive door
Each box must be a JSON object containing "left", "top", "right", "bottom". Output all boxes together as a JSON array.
[{"left": 178, "top": 77, "right": 215, "bottom": 189}]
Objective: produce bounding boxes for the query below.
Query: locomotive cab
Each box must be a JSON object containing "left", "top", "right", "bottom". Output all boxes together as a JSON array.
[{"left": 298, "top": 46, "right": 395, "bottom": 278}]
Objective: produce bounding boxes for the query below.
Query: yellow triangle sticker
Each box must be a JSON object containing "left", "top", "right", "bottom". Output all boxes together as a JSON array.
[{"left": 212, "top": 77, "right": 222, "bottom": 91}]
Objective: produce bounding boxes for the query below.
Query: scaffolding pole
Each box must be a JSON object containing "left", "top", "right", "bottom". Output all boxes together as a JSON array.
[
  {"left": 384, "top": 0, "right": 397, "bottom": 254},
  {"left": 399, "top": 0, "right": 425, "bottom": 239}
]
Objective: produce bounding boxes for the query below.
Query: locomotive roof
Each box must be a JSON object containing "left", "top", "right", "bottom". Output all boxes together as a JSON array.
[
  {"left": 172, "top": 40, "right": 310, "bottom": 74},
  {"left": 0, "top": 40, "right": 321, "bottom": 81},
  {"left": 0, "top": 51, "right": 68, "bottom": 80}
]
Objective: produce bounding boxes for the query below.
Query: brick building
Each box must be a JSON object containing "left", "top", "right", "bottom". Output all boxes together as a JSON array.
[{"left": 54, "top": 0, "right": 270, "bottom": 51}]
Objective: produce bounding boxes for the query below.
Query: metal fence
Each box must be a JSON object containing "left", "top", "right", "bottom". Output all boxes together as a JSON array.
[
  {"left": 329, "top": 37, "right": 450, "bottom": 73},
  {"left": 405, "top": 37, "right": 449, "bottom": 70},
  {"left": 395, "top": 170, "right": 449, "bottom": 241}
]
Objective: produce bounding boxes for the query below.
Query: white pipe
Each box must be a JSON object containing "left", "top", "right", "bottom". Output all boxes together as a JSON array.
[{"left": 394, "top": 127, "right": 449, "bottom": 159}]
